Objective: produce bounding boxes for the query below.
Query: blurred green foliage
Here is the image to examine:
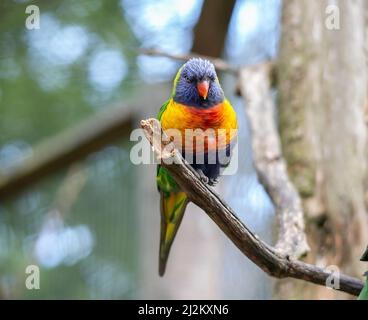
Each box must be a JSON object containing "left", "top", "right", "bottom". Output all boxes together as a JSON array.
[
  {"left": 0, "top": 0, "right": 139, "bottom": 298},
  {"left": 0, "top": 0, "right": 139, "bottom": 144}
]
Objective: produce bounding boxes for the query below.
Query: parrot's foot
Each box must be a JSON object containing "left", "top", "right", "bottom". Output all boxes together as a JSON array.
[
  {"left": 196, "top": 169, "right": 209, "bottom": 184},
  {"left": 208, "top": 178, "right": 219, "bottom": 186}
]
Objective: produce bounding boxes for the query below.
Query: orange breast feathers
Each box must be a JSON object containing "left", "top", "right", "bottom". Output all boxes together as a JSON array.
[{"left": 160, "top": 99, "right": 237, "bottom": 153}]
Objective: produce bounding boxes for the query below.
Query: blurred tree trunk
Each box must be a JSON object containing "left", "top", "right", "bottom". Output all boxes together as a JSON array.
[
  {"left": 192, "top": 0, "right": 236, "bottom": 57},
  {"left": 365, "top": 5, "right": 368, "bottom": 235},
  {"left": 276, "top": 0, "right": 368, "bottom": 299}
]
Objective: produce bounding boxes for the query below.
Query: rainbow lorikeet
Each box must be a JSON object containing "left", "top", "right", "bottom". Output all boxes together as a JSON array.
[{"left": 156, "top": 58, "right": 238, "bottom": 276}]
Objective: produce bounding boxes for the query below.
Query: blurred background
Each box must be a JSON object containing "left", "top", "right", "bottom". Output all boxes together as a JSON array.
[
  {"left": 0, "top": 0, "right": 280, "bottom": 299},
  {"left": 2, "top": 0, "right": 367, "bottom": 300}
]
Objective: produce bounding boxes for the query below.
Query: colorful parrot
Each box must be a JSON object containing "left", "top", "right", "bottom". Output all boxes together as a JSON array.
[{"left": 156, "top": 58, "right": 238, "bottom": 276}]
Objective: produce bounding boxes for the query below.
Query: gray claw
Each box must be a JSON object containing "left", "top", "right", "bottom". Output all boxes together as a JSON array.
[
  {"left": 196, "top": 169, "right": 209, "bottom": 184},
  {"left": 208, "top": 178, "right": 219, "bottom": 186}
]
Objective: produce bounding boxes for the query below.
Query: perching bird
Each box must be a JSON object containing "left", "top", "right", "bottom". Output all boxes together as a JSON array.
[{"left": 156, "top": 58, "right": 238, "bottom": 276}]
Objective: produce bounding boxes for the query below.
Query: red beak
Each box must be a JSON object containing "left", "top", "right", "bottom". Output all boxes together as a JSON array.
[{"left": 197, "top": 80, "right": 209, "bottom": 100}]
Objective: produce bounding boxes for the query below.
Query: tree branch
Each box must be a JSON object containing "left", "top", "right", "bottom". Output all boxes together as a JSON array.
[
  {"left": 0, "top": 107, "right": 135, "bottom": 200},
  {"left": 141, "top": 118, "right": 363, "bottom": 296},
  {"left": 140, "top": 48, "right": 239, "bottom": 75},
  {"left": 239, "top": 64, "right": 310, "bottom": 258}
]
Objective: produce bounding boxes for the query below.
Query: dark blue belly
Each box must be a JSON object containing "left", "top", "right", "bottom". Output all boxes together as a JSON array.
[{"left": 182, "top": 144, "right": 232, "bottom": 180}]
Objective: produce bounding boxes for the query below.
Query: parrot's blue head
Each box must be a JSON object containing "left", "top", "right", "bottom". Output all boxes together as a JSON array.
[{"left": 173, "top": 58, "right": 224, "bottom": 108}]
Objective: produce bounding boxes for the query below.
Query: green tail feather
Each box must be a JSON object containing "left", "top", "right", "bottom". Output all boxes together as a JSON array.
[
  {"left": 158, "top": 190, "right": 189, "bottom": 276},
  {"left": 157, "top": 165, "right": 189, "bottom": 276}
]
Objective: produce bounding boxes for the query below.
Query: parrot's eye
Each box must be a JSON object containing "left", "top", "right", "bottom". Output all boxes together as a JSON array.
[{"left": 184, "top": 75, "right": 192, "bottom": 83}]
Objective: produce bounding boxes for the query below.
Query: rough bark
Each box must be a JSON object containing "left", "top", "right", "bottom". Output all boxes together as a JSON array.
[{"left": 277, "top": 0, "right": 368, "bottom": 299}]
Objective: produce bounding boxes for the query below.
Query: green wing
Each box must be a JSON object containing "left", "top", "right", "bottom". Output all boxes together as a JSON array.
[
  {"left": 157, "top": 98, "right": 170, "bottom": 121},
  {"left": 156, "top": 98, "right": 172, "bottom": 181},
  {"left": 156, "top": 98, "right": 188, "bottom": 276}
]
